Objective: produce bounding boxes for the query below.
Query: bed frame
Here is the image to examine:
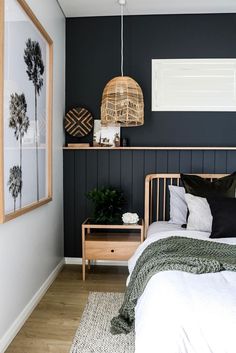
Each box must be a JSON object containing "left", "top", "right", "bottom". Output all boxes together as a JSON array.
[{"left": 144, "top": 173, "right": 227, "bottom": 236}]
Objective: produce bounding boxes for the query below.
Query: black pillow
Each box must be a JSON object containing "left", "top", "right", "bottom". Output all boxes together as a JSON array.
[
  {"left": 208, "top": 198, "right": 236, "bottom": 238},
  {"left": 181, "top": 172, "right": 236, "bottom": 198}
]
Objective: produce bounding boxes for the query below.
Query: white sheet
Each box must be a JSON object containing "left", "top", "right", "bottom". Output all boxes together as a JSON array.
[
  {"left": 148, "top": 221, "right": 184, "bottom": 236},
  {"left": 128, "top": 222, "right": 236, "bottom": 353}
]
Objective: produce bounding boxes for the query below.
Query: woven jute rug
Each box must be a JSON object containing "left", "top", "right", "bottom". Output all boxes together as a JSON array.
[{"left": 70, "top": 292, "right": 135, "bottom": 353}]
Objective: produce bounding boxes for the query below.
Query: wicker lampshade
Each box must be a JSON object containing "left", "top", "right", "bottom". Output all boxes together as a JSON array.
[{"left": 101, "top": 76, "right": 144, "bottom": 127}]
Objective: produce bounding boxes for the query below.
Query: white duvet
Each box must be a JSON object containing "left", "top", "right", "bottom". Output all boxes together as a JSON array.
[{"left": 128, "top": 222, "right": 236, "bottom": 353}]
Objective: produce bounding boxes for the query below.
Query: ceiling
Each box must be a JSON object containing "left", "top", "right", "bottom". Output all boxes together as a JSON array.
[{"left": 58, "top": 0, "right": 236, "bottom": 17}]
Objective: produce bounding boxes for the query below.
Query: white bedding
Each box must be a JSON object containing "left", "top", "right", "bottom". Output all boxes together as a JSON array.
[{"left": 128, "top": 222, "right": 236, "bottom": 353}]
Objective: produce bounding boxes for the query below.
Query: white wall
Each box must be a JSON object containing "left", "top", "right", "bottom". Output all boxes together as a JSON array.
[{"left": 0, "top": 0, "right": 65, "bottom": 350}]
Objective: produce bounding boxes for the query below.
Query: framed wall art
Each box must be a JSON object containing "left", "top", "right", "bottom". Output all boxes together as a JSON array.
[
  {"left": 0, "top": 0, "right": 53, "bottom": 223},
  {"left": 152, "top": 59, "right": 236, "bottom": 112},
  {"left": 93, "top": 120, "right": 120, "bottom": 147}
]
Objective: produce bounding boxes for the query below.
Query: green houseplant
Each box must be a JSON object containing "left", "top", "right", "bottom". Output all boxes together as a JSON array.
[{"left": 87, "top": 187, "right": 125, "bottom": 224}]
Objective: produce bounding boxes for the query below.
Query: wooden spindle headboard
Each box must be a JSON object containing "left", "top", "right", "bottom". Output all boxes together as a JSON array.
[{"left": 144, "top": 173, "right": 227, "bottom": 237}]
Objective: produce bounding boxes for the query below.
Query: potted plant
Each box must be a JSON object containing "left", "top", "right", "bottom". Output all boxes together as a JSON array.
[{"left": 86, "top": 187, "right": 125, "bottom": 224}]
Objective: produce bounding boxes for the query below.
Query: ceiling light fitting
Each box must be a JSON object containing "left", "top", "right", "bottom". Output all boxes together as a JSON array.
[{"left": 100, "top": 0, "right": 144, "bottom": 127}]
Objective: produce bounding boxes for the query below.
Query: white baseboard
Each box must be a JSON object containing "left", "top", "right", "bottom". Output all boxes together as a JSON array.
[
  {"left": 0, "top": 258, "right": 65, "bottom": 353},
  {"left": 65, "top": 257, "right": 128, "bottom": 267}
]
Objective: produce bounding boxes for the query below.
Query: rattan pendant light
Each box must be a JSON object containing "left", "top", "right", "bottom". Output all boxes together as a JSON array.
[{"left": 101, "top": 0, "right": 144, "bottom": 127}]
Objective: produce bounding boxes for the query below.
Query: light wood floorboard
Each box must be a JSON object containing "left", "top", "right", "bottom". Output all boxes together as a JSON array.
[{"left": 6, "top": 265, "right": 128, "bottom": 353}]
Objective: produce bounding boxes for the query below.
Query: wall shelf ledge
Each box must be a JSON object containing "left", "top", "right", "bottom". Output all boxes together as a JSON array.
[{"left": 63, "top": 146, "right": 236, "bottom": 151}]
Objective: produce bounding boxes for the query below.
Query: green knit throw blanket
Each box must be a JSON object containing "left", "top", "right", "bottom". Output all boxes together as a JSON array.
[{"left": 111, "top": 236, "right": 236, "bottom": 335}]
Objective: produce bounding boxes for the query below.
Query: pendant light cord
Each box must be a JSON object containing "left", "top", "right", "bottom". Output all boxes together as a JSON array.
[{"left": 121, "top": 3, "right": 124, "bottom": 77}]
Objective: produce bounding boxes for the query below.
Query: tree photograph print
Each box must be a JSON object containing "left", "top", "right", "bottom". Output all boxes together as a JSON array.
[{"left": 0, "top": 0, "right": 53, "bottom": 222}]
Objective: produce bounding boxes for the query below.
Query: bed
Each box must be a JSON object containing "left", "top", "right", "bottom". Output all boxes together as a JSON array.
[{"left": 129, "top": 174, "right": 236, "bottom": 353}]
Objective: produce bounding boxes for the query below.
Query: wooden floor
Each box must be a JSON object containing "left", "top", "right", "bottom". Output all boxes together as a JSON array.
[{"left": 6, "top": 265, "right": 128, "bottom": 353}]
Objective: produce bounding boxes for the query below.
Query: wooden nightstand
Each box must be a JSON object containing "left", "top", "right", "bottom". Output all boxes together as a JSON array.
[{"left": 82, "top": 218, "right": 144, "bottom": 280}]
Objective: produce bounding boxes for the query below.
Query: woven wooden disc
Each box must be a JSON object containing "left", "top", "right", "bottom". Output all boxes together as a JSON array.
[{"left": 64, "top": 107, "right": 93, "bottom": 137}]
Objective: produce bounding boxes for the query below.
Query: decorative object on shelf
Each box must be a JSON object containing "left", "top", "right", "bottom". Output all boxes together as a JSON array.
[
  {"left": 0, "top": 0, "right": 53, "bottom": 223},
  {"left": 121, "top": 137, "right": 129, "bottom": 147},
  {"left": 122, "top": 212, "right": 139, "bottom": 224},
  {"left": 64, "top": 107, "right": 93, "bottom": 137},
  {"left": 100, "top": 0, "right": 144, "bottom": 127},
  {"left": 86, "top": 187, "right": 125, "bottom": 224},
  {"left": 93, "top": 120, "right": 120, "bottom": 147}
]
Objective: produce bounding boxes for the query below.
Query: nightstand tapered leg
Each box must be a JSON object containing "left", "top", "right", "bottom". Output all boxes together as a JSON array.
[
  {"left": 82, "top": 226, "right": 86, "bottom": 281},
  {"left": 141, "top": 225, "right": 144, "bottom": 243},
  {"left": 82, "top": 259, "right": 85, "bottom": 281}
]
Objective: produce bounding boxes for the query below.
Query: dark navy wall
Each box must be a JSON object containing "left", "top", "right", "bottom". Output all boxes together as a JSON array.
[
  {"left": 66, "top": 14, "right": 236, "bottom": 147},
  {"left": 64, "top": 14, "right": 236, "bottom": 257}
]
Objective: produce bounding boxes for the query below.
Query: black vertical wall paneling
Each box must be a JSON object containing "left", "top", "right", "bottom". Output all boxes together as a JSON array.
[
  {"left": 179, "top": 151, "right": 192, "bottom": 174},
  {"left": 144, "top": 151, "right": 156, "bottom": 221},
  {"left": 203, "top": 151, "right": 215, "bottom": 173},
  {"left": 155, "top": 150, "right": 168, "bottom": 220},
  {"left": 120, "top": 151, "right": 133, "bottom": 212},
  {"left": 63, "top": 149, "right": 236, "bottom": 257},
  {"left": 166, "top": 151, "right": 180, "bottom": 218},
  {"left": 156, "top": 151, "right": 168, "bottom": 173},
  {"left": 144, "top": 151, "right": 156, "bottom": 176},
  {"left": 226, "top": 151, "right": 236, "bottom": 173},
  {"left": 109, "top": 150, "right": 121, "bottom": 189},
  {"left": 167, "top": 151, "right": 180, "bottom": 173},
  {"left": 97, "top": 151, "right": 109, "bottom": 187},
  {"left": 132, "top": 151, "right": 145, "bottom": 217},
  {"left": 215, "top": 151, "right": 227, "bottom": 173},
  {"left": 191, "top": 151, "right": 204, "bottom": 173},
  {"left": 63, "top": 151, "right": 75, "bottom": 257},
  {"left": 86, "top": 150, "right": 98, "bottom": 216},
  {"left": 74, "top": 151, "right": 87, "bottom": 257}
]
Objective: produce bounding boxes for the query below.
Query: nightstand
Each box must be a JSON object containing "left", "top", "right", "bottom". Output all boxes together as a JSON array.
[{"left": 82, "top": 218, "right": 144, "bottom": 280}]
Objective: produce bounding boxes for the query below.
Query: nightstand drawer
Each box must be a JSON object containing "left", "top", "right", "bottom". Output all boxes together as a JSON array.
[{"left": 85, "top": 241, "right": 140, "bottom": 260}]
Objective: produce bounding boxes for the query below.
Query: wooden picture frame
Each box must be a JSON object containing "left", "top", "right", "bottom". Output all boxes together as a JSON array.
[{"left": 0, "top": 0, "right": 53, "bottom": 223}]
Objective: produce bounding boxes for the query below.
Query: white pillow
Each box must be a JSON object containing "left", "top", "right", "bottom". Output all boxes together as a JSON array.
[
  {"left": 168, "top": 185, "right": 188, "bottom": 225},
  {"left": 185, "top": 193, "right": 212, "bottom": 232}
]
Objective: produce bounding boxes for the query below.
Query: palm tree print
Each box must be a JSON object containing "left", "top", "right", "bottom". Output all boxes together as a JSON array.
[
  {"left": 9, "top": 93, "right": 30, "bottom": 208},
  {"left": 24, "top": 38, "right": 44, "bottom": 202},
  {"left": 8, "top": 166, "right": 22, "bottom": 212}
]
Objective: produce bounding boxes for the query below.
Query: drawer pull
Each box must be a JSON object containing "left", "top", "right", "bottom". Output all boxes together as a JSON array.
[{"left": 111, "top": 249, "right": 114, "bottom": 253}]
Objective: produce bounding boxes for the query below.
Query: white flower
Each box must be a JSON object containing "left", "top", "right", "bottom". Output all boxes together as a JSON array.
[{"left": 122, "top": 212, "right": 139, "bottom": 224}]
